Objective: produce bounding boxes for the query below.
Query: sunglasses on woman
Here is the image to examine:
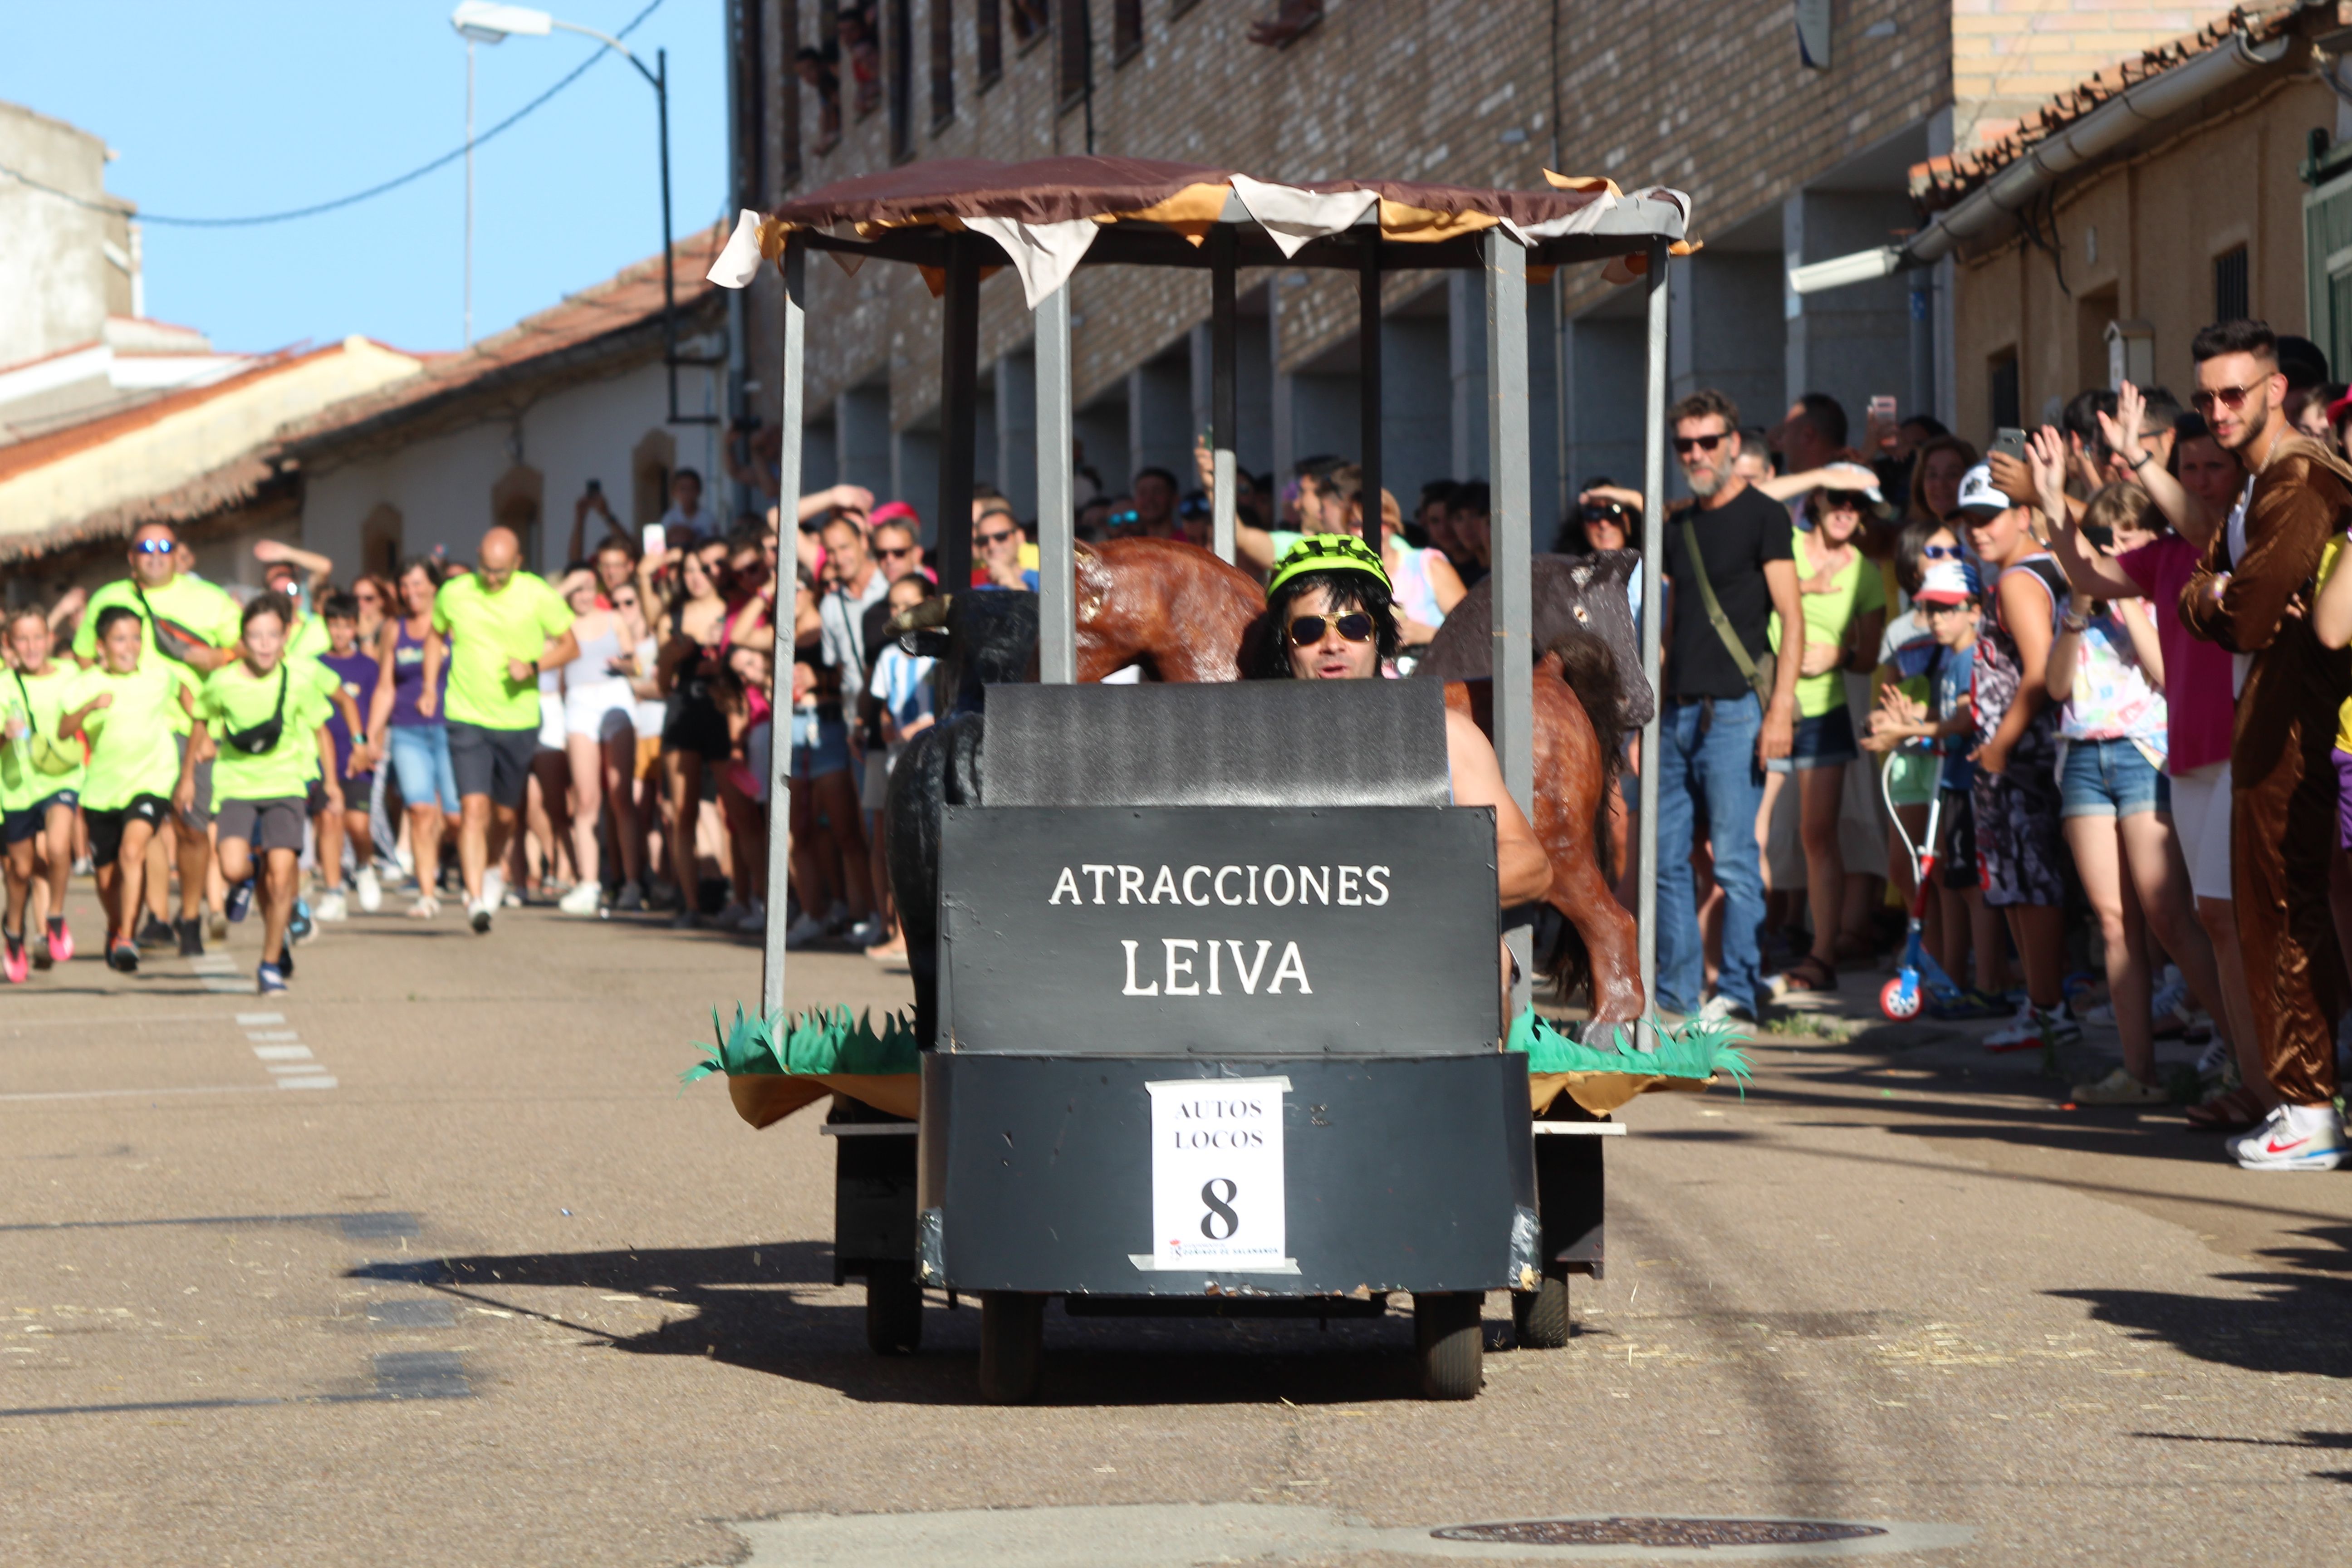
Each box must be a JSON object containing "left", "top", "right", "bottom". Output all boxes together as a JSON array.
[
  {"left": 1288, "top": 612, "right": 1376, "bottom": 646},
  {"left": 1919, "top": 543, "right": 1964, "bottom": 560}
]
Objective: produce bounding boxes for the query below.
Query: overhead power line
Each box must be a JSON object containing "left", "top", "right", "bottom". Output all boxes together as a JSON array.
[{"left": 0, "top": 0, "right": 662, "bottom": 229}]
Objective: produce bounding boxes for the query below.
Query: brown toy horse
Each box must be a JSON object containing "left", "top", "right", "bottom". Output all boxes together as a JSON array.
[{"left": 1069, "top": 537, "right": 1642, "bottom": 1021}]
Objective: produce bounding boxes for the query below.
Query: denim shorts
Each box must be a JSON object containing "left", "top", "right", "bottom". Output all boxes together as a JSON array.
[
  {"left": 790, "top": 707, "right": 852, "bottom": 781},
  {"left": 386, "top": 723, "right": 460, "bottom": 815},
  {"left": 2, "top": 789, "right": 77, "bottom": 844},
  {"left": 1764, "top": 704, "right": 1858, "bottom": 774},
  {"left": 2059, "top": 736, "right": 2169, "bottom": 819}
]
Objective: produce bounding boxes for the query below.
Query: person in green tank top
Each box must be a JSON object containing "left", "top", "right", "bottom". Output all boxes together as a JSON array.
[
  {"left": 178, "top": 595, "right": 353, "bottom": 995},
  {"left": 74, "top": 520, "right": 241, "bottom": 956},
  {"left": 3, "top": 606, "right": 87, "bottom": 982},
  {"left": 59, "top": 604, "right": 197, "bottom": 973}
]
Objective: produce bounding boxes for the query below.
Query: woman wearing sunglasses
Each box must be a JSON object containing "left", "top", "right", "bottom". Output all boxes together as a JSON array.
[{"left": 1253, "top": 537, "right": 1553, "bottom": 957}]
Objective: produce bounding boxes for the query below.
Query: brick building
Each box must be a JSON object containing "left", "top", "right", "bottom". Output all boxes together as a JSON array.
[{"left": 720, "top": 0, "right": 2239, "bottom": 536}]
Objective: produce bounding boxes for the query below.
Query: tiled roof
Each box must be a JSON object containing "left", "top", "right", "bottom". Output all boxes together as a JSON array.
[
  {"left": 1911, "top": 4, "right": 2300, "bottom": 215},
  {"left": 0, "top": 347, "right": 319, "bottom": 484},
  {"left": 277, "top": 222, "right": 730, "bottom": 450}
]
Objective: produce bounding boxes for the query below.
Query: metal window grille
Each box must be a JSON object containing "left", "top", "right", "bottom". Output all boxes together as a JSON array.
[
  {"left": 930, "top": 0, "right": 954, "bottom": 128},
  {"left": 1111, "top": 0, "right": 1141, "bottom": 62},
  {"left": 889, "top": 0, "right": 914, "bottom": 160},
  {"left": 1990, "top": 353, "right": 2020, "bottom": 431},
  {"left": 2215, "top": 245, "right": 2250, "bottom": 323},
  {"left": 977, "top": 0, "right": 1002, "bottom": 83},
  {"left": 1057, "top": 0, "right": 1089, "bottom": 107},
  {"left": 779, "top": 0, "right": 801, "bottom": 186}
]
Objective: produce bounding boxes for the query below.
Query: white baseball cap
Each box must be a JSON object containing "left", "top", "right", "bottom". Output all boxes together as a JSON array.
[{"left": 1953, "top": 463, "right": 2012, "bottom": 517}]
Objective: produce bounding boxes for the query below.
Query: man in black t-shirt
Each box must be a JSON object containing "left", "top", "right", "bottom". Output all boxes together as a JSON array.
[{"left": 1651, "top": 390, "right": 1802, "bottom": 1024}]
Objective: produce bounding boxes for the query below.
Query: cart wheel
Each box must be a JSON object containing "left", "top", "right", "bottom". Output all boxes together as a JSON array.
[
  {"left": 1880, "top": 975, "right": 1923, "bottom": 1021},
  {"left": 977, "top": 1291, "right": 1044, "bottom": 1405},
  {"left": 1512, "top": 1273, "right": 1572, "bottom": 1350},
  {"left": 1413, "top": 1291, "right": 1485, "bottom": 1399},
  {"left": 864, "top": 1268, "right": 924, "bottom": 1355}
]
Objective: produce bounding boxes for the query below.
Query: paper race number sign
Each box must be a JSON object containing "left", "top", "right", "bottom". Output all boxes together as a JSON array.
[{"left": 1139, "top": 1076, "right": 1296, "bottom": 1273}]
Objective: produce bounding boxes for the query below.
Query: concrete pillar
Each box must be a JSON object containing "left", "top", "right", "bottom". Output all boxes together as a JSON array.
[
  {"left": 836, "top": 383, "right": 892, "bottom": 500},
  {"left": 1526, "top": 281, "right": 1560, "bottom": 546},
  {"left": 1075, "top": 389, "right": 1129, "bottom": 502},
  {"left": 995, "top": 349, "right": 1038, "bottom": 522},
  {"left": 1449, "top": 271, "right": 1487, "bottom": 481},
  {"left": 799, "top": 416, "right": 838, "bottom": 495},
  {"left": 1235, "top": 309, "right": 1274, "bottom": 479},
  {"left": 1382, "top": 313, "right": 1451, "bottom": 518},
  {"left": 1563, "top": 310, "right": 1646, "bottom": 500},
  {"left": 1289, "top": 374, "right": 1358, "bottom": 468},
  {"left": 1784, "top": 189, "right": 1914, "bottom": 433},
  {"left": 1672, "top": 248, "right": 1784, "bottom": 436},
  {"left": 1127, "top": 353, "right": 1192, "bottom": 488},
  {"left": 891, "top": 427, "right": 940, "bottom": 546}
]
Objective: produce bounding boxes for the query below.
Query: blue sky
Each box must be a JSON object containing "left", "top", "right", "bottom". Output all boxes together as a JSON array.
[{"left": 2, "top": 0, "right": 727, "bottom": 355}]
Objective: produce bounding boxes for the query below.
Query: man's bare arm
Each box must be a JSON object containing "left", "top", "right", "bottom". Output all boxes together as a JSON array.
[{"left": 1443, "top": 707, "right": 1551, "bottom": 906}]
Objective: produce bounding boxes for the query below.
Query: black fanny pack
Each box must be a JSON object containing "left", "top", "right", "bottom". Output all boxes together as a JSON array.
[
  {"left": 133, "top": 584, "right": 214, "bottom": 667},
  {"left": 220, "top": 666, "right": 290, "bottom": 756}
]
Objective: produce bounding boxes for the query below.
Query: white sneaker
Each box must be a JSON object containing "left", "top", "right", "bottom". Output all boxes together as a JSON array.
[
  {"left": 469, "top": 898, "right": 493, "bottom": 935},
  {"left": 1695, "top": 994, "right": 1756, "bottom": 1029},
  {"left": 1985, "top": 1000, "right": 2082, "bottom": 1051},
  {"left": 783, "top": 911, "right": 828, "bottom": 950},
  {"left": 2149, "top": 965, "right": 2188, "bottom": 1023},
  {"left": 2228, "top": 1102, "right": 2349, "bottom": 1171},
  {"left": 354, "top": 865, "right": 382, "bottom": 914},
  {"left": 482, "top": 868, "right": 507, "bottom": 914},
  {"left": 844, "top": 914, "right": 886, "bottom": 949},
  {"left": 558, "top": 881, "right": 602, "bottom": 916},
  {"left": 314, "top": 889, "right": 348, "bottom": 923},
  {"left": 2080, "top": 1000, "right": 2116, "bottom": 1027},
  {"left": 734, "top": 897, "right": 767, "bottom": 932}
]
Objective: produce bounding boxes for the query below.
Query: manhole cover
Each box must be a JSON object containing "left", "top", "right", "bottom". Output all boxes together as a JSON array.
[{"left": 1432, "top": 1518, "right": 1890, "bottom": 1548}]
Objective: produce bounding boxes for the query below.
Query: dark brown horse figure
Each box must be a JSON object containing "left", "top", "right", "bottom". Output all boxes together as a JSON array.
[{"left": 891, "top": 538, "right": 1642, "bottom": 1023}]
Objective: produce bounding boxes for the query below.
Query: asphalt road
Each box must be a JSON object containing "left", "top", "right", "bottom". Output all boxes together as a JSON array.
[{"left": 5, "top": 885, "right": 2349, "bottom": 1566}]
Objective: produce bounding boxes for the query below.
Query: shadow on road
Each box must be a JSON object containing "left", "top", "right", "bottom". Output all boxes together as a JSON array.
[
  {"left": 366, "top": 1242, "right": 1436, "bottom": 1406},
  {"left": 2050, "top": 1222, "right": 2352, "bottom": 1379}
]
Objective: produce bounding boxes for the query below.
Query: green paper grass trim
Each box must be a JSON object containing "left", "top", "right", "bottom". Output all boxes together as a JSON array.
[
  {"left": 1505, "top": 1008, "right": 1752, "bottom": 1092},
  {"left": 679, "top": 1004, "right": 921, "bottom": 1088}
]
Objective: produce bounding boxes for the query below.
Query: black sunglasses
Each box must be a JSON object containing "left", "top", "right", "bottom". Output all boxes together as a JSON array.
[
  {"left": 976, "top": 528, "right": 1018, "bottom": 547},
  {"left": 1673, "top": 435, "right": 1725, "bottom": 454},
  {"left": 1287, "top": 612, "right": 1376, "bottom": 646}
]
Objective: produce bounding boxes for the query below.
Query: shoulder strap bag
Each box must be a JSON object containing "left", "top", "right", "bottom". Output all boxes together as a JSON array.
[
  {"left": 1679, "top": 511, "right": 1777, "bottom": 706},
  {"left": 11, "top": 669, "right": 82, "bottom": 776},
  {"left": 219, "top": 665, "right": 292, "bottom": 757}
]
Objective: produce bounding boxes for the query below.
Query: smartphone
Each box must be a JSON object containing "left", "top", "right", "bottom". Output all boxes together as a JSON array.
[
  {"left": 1989, "top": 427, "right": 2028, "bottom": 461},
  {"left": 586, "top": 477, "right": 602, "bottom": 495},
  {"left": 642, "top": 523, "right": 668, "bottom": 557},
  {"left": 1868, "top": 394, "right": 1897, "bottom": 423}
]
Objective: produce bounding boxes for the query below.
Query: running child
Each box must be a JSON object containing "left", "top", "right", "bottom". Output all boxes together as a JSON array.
[
  {"left": 314, "top": 592, "right": 383, "bottom": 918},
  {"left": 3, "top": 606, "right": 86, "bottom": 980},
  {"left": 58, "top": 604, "right": 196, "bottom": 973},
  {"left": 177, "top": 596, "right": 354, "bottom": 994}
]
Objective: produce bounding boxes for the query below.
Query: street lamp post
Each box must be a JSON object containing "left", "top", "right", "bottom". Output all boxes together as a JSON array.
[{"left": 450, "top": 1, "right": 715, "bottom": 423}]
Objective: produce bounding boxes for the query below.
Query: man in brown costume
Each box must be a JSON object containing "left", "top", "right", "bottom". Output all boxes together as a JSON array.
[{"left": 2179, "top": 319, "right": 2352, "bottom": 1171}]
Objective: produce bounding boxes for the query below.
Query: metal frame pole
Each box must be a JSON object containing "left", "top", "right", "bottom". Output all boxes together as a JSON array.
[
  {"left": 1210, "top": 226, "right": 1238, "bottom": 564},
  {"left": 760, "top": 235, "right": 808, "bottom": 1020},
  {"left": 936, "top": 233, "right": 982, "bottom": 594},
  {"left": 1637, "top": 240, "right": 1669, "bottom": 1017},
  {"left": 1357, "top": 230, "right": 1382, "bottom": 539},
  {"left": 1036, "top": 283, "right": 1076, "bottom": 683},
  {"left": 1483, "top": 228, "right": 1533, "bottom": 1019}
]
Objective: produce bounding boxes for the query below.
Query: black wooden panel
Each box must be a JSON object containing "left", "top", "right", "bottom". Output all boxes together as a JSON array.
[
  {"left": 938, "top": 806, "right": 1499, "bottom": 1054},
  {"left": 920, "top": 1053, "right": 1534, "bottom": 1296}
]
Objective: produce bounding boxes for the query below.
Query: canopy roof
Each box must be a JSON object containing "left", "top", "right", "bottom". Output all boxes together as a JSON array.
[{"left": 707, "top": 155, "right": 1695, "bottom": 306}]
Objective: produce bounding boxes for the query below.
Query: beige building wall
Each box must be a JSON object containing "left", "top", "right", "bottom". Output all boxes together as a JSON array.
[{"left": 1950, "top": 72, "right": 2331, "bottom": 446}]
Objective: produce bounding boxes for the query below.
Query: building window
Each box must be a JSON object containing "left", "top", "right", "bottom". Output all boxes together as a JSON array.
[
  {"left": 840, "top": 1, "right": 881, "bottom": 121},
  {"left": 888, "top": 0, "right": 914, "bottom": 160},
  {"left": 930, "top": 0, "right": 953, "bottom": 128},
  {"left": 1111, "top": 0, "right": 1141, "bottom": 62},
  {"left": 1057, "top": 0, "right": 1089, "bottom": 108},
  {"left": 2214, "top": 244, "right": 2250, "bottom": 323},
  {"left": 1989, "top": 351, "right": 2020, "bottom": 433},
  {"left": 1009, "top": 0, "right": 1048, "bottom": 48},
  {"left": 977, "top": 0, "right": 1001, "bottom": 84}
]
